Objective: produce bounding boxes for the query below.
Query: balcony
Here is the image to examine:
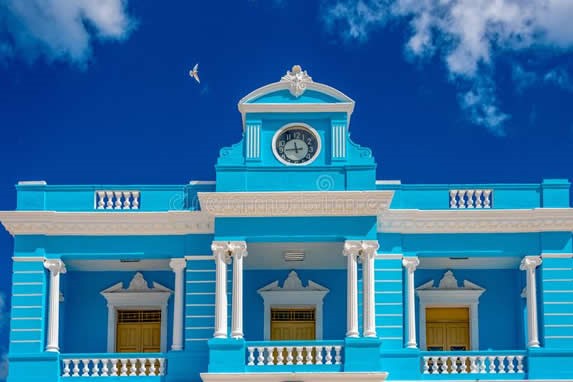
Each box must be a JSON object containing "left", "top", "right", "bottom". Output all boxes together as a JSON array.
[
  {"left": 60, "top": 353, "right": 166, "bottom": 379},
  {"left": 420, "top": 350, "right": 527, "bottom": 379}
]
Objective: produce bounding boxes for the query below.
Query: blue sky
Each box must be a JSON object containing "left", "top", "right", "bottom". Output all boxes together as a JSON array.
[{"left": 0, "top": 0, "right": 572, "bottom": 376}]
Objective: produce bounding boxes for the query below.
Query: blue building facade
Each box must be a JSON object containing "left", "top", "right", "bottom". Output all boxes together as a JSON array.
[{"left": 1, "top": 66, "right": 573, "bottom": 381}]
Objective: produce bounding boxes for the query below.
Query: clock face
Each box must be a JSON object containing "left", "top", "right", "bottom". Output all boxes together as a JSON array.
[{"left": 273, "top": 125, "right": 320, "bottom": 165}]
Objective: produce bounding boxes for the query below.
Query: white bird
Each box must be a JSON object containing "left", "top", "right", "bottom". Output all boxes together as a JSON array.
[{"left": 189, "top": 63, "right": 200, "bottom": 83}]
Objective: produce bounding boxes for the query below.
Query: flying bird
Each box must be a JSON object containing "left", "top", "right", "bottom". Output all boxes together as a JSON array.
[{"left": 189, "top": 63, "right": 200, "bottom": 83}]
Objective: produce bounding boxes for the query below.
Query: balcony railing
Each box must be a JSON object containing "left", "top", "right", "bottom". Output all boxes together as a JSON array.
[
  {"left": 421, "top": 351, "right": 526, "bottom": 376},
  {"left": 246, "top": 341, "right": 343, "bottom": 369},
  {"left": 60, "top": 353, "right": 166, "bottom": 378},
  {"left": 449, "top": 189, "right": 493, "bottom": 209}
]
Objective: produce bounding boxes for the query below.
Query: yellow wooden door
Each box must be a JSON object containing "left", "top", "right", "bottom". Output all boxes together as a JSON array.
[
  {"left": 116, "top": 310, "right": 161, "bottom": 353},
  {"left": 426, "top": 308, "right": 470, "bottom": 351},
  {"left": 270, "top": 308, "right": 316, "bottom": 341}
]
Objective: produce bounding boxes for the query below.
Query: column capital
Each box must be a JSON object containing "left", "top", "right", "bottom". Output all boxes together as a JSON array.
[
  {"left": 211, "top": 241, "right": 248, "bottom": 262},
  {"left": 44, "top": 259, "right": 66, "bottom": 276},
  {"left": 343, "top": 240, "right": 379, "bottom": 259},
  {"left": 402, "top": 257, "right": 420, "bottom": 272},
  {"left": 520, "top": 256, "right": 542, "bottom": 271},
  {"left": 169, "top": 258, "right": 186, "bottom": 272}
]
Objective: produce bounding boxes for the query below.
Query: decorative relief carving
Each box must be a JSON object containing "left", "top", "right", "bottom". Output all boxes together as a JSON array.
[{"left": 280, "top": 65, "right": 313, "bottom": 97}]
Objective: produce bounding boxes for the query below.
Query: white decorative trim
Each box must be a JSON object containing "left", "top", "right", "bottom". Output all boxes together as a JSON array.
[
  {"left": 378, "top": 208, "right": 573, "bottom": 233},
  {"left": 101, "top": 272, "right": 172, "bottom": 353},
  {"left": 185, "top": 255, "right": 215, "bottom": 261},
  {"left": 271, "top": 123, "right": 322, "bottom": 166},
  {"left": 258, "top": 271, "right": 329, "bottom": 340},
  {"left": 374, "top": 254, "right": 403, "bottom": 260},
  {"left": 246, "top": 122, "right": 261, "bottom": 160},
  {"left": 18, "top": 180, "right": 47, "bottom": 185},
  {"left": 416, "top": 270, "right": 485, "bottom": 351},
  {"left": 189, "top": 180, "right": 216, "bottom": 185},
  {"left": 0, "top": 211, "right": 214, "bottom": 236},
  {"left": 198, "top": 191, "right": 394, "bottom": 217},
  {"left": 280, "top": 65, "right": 313, "bottom": 97},
  {"left": 541, "top": 253, "right": 573, "bottom": 258},
  {"left": 200, "top": 372, "right": 388, "bottom": 382},
  {"left": 12, "top": 256, "right": 46, "bottom": 262}
]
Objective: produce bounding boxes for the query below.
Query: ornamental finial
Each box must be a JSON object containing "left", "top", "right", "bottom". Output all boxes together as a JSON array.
[{"left": 281, "top": 65, "right": 313, "bottom": 97}]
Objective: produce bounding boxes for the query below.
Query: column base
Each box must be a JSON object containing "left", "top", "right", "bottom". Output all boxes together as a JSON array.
[
  {"left": 343, "top": 337, "right": 382, "bottom": 372},
  {"left": 208, "top": 337, "right": 246, "bottom": 373}
]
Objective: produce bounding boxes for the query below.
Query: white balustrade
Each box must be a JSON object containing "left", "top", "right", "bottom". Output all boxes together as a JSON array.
[
  {"left": 422, "top": 354, "right": 525, "bottom": 375},
  {"left": 247, "top": 344, "right": 343, "bottom": 366},
  {"left": 61, "top": 357, "right": 166, "bottom": 377},
  {"left": 95, "top": 190, "right": 140, "bottom": 210},
  {"left": 449, "top": 189, "right": 493, "bottom": 209}
]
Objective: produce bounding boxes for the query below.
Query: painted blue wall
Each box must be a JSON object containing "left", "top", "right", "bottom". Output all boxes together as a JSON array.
[
  {"left": 61, "top": 271, "right": 175, "bottom": 353},
  {"left": 415, "top": 269, "right": 524, "bottom": 350},
  {"left": 243, "top": 269, "right": 347, "bottom": 340}
]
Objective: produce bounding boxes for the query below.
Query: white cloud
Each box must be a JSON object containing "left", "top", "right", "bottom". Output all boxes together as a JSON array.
[
  {"left": 0, "top": 0, "right": 135, "bottom": 66},
  {"left": 322, "top": 0, "right": 573, "bottom": 134},
  {"left": 544, "top": 67, "right": 573, "bottom": 91}
]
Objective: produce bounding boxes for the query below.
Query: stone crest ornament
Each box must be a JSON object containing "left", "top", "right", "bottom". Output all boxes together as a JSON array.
[{"left": 281, "top": 65, "right": 313, "bottom": 97}]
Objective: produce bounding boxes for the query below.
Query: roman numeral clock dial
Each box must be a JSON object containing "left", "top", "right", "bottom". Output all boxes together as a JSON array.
[{"left": 272, "top": 125, "right": 321, "bottom": 165}]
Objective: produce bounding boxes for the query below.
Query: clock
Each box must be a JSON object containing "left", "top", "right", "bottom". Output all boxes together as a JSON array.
[{"left": 272, "top": 124, "right": 321, "bottom": 165}]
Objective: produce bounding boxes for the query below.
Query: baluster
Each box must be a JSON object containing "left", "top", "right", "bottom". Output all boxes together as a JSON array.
[
  {"left": 423, "top": 357, "right": 430, "bottom": 374},
  {"left": 137, "top": 358, "right": 146, "bottom": 376},
  {"left": 81, "top": 359, "right": 90, "bottom": 376},
  {"left": 466, "top": 190, "right": 475, "bottom": 208},
  {"left": 478, "top": 356, "right": 487, "bottom": 373},
  {"left": 105, "top": 191, "right": 114, "bottom": 209},
  {"left": 446, "top": 356, "right": 453, "bottom": 374},
  {"left": 431, "top": 357, "right": 439, "bottom": 374},
  {"left": 438, "top": 356, "right": 446, "bottom": 374},
  {"left": 475, "top": 190, "right": 483, "bottom": 208},
  {"left": 295, "top": 347, "right": 304, "bottom": 365},
  {"left": 247, "top": 347, "right": 255, "bottom": 366},
  {"left": 305, "top": 346, "right": 313, "bottom": 365},
  {"left": 100, "top": 359, "right": 109, "bottom": 377},
  {"left": 516, "top": 355, "right": 524, "bottom": 373},
  {"left": 256, "top": 347, "right": 265, "bottom": 366},
  {"left": 334, "top": 346, "right": 342, "bottom": 364},
  {"left": 71, "top": 360, "right": 80, "bottom": 377},
  {"left": 113, "top": 191, "right": 122, "bottom": 209},
  {"left": 488, "top": 356, "right": 496, "bottom": 374},
  {"left": 457, "top": 190, "right": 466, "bottom": 208},
  {"left": 277, "top": 347, "right": 285, "bottom": 365},
  {"left": 132, "top": 191, "right": 140, "bottom": 209},
  {"left": 123, "top": 191, "right": 132, "bottom": 209},
  {"left": 128, "top": 359, "right": 136, "bottom": 376},
  {"left": 484, "top": 189, "right": 492, "bottom": 208},
  {"left": 506, "top": 355, "right": 515, "bottom": 373},
  {"left": 315, "top": 346, "right": 324, "bottom": 365},
  {"left": 325, "top": 346, "right": 333, "bottom": 365},
  {"left": 460, "top": 356, "right": 468, "bottom": 374},
  {"left": 149, "top": 359, "right": 157, "bottom": 376},
  {"left": 452, "top": 356, "right": 460, "bottom": 374},
  {"left": 497, "top": 356, "right": 506, "bottom": 374},
  {"left": 120, "top": 359, "right": 128, "bottom": 376},
  {"left": 62, "top": 359, "right": 71, "bottom": 377},
  {"left": 158, "top": 359, "right": 165, "bottom": 376},
  {"left": 266, "top": 346, "right": 275, "bottom": 365},
  {"left": 96, "top": 191, "right": 105, "bottom": 209},
  {"left": 286, "top": 347, "right": 294, "bottom": 365},
  {"left": 449, "top": 190, "right": 458, "bottom": 208},
  {"left": 110, "top": 359, "right": 119, "bottom": 376},
  {"left": 469, "top": 356, "right": 477, "bottom": 373},
  {"left": 91, "top": 359, "right": 100, "bottom": 377}
]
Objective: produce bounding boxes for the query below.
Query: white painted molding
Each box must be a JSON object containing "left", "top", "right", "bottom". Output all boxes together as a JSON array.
[
  {"left": 280, "top": 65, "right": 314, "bottom": 97},
  {"left": 101, "top": 272, "right": 172, "bottom": 353},
  {"left": 200, "top": 372, "right": 389, "bottom": 382},
  {"left": 541, "top": 253, "right": 573, "bottom": 258},
  {"left": 18, "top": 180, "right": 47, "bottom": 185},
  {"left": 378, "top": 208, "right": 573, "bottom": 233},
  {"left": 416, "top": 270, "right": 485, "bottom": 351},
  {"left": 258, "top": 271, "right": 329, "bottom": 340},
  {"left": 0, "top": 211, "right": 214, "bottom": 236},
  {"left": 198, "top": 191, "right": 394, "bottom": 217},
  {"left": 12, "top": 256, "right": 46, "bottom": 262}
]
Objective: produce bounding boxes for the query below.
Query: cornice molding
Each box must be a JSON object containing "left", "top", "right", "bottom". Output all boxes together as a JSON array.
[
  {"left": 198, "top": 191, "right": 394, "bottom": 217},
  {"left": 0, "top": 211, "right": 214, "bottom": 236},
  {"left": 378, "top": 208, "right": 573, "bottom": 233}
]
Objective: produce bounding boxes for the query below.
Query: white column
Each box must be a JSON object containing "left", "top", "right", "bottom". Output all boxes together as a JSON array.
[
  {"left": 231, "top": 242, "right": 248, "bottom": 338},
  {"left": 402, "top": 257, "right": 419, "bottom": 348},
  {"left": 169, "top": 258, "right": 186, "bottom": 350},
  {"left": 44, "top": 259, "right": 66, "bottom": 352},
  {"left": 212, "top": 242, "right": 231, "bottom": 339},
  {"left": 359, "top": 240, "right": 379, "bottom": 338},
  {"left": 520, "top": 256, "right": 542, "bottom": 348},
  {"left": 343, "top": 241, "right": 359, "bottom": 338}
]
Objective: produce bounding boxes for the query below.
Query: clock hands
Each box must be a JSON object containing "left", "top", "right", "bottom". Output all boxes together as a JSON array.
[{"left": 285, "top": 141, "right": 302, "bottom": 153}]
